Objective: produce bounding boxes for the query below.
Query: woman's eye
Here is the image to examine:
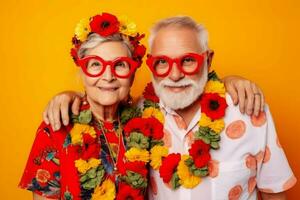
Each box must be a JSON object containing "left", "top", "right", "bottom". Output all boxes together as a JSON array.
[
  {"left": 155, "top": 59, "right": 167, "bottom": 66},
  {"left": 115, "top": 62, "right": 125, "bottom": 67}
]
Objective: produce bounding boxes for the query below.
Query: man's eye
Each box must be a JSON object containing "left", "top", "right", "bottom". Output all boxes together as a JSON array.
[{"left": 182, "top": 57, "right": 195, "bottom": 63}]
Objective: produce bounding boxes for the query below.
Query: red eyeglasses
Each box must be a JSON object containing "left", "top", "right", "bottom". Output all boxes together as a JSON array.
[
  {"left": 146, "top": 52, "right": 207, "bottom": 77},
  {"left": 77, "top": 56, "right": 139, "bottom": 78}
]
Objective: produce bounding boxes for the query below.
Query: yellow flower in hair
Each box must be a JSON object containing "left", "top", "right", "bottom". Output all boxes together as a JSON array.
[
  {"left": 119, "top": 15, "right": 138, "bottom": 37},
  {"left": 177, "top": 155, "right": 201, "bottom": 188},
  {"left": 125, "top": 147, "right": 150, "bottom": 162},
  {"left": 150, "top": 145, "right": 168, "bottom": 170},
  {"left": 70, "top": 123, "right": 96, "bottom": 145},
  {"left": 92, "top": 178, "right": 116, "bottom": 200},
  {"left": 204, "top": 80, "right": 226, "bottom": 97},
  {"left": 199, "top": 113, "right": 225, "bottom": 133},
  {"left": 142, "top": 107, "right": 165, "bottom": 124},
  {"left": 75, "top": 18, "right": 91, "bottom": 41}
]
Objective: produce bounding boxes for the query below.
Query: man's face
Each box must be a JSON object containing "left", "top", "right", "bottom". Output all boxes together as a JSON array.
[{"left": 150, "top": 26, "right": 211, "bottom": 110}]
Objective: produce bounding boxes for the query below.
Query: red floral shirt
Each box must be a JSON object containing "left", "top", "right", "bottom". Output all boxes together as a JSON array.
[{"left": 19, "top": 120, "right": 125, "bottom": 200}]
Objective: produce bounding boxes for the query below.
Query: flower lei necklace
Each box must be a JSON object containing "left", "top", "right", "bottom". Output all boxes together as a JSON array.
[
  {"left": 142, "top": 71, "right": 228, "bottom": 189},
  {"left": 66, "top": 100, "right": 157, "bottom": 200}
]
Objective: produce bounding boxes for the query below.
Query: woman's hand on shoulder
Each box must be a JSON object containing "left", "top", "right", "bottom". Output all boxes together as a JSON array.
[{"left": 223, "top": 75, "right": 265, "bottom": 116}]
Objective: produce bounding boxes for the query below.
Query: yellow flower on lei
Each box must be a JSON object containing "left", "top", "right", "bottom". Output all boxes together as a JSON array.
[
  {"left": 70, "top": 123, "right": 96, "bottom": 145},
  {"left": 75, "top": 158, "right": 101, "bottom": 174},
  {"left": 204, "top": 80, "right": 226, "bottom": 97},
  {"left": 198, "top": 113, "right": 225, "bottom": 133},
  {"left": 74, "top": 18, "right": 91, "bottom": 41},
  {"left": 125, "top": 147, "right": 150, "bottom": 162},
  {"left": 177, "top": 155, "right": 201, "bottom": 188},
  {"left": 91, "top": 178, "right": 116, "bottom": 200},
  {"left": 142, "top": 107, "right": 165, "bottom": 124},
  {"left": 150, "top": 145, "right": 169, "bottom": 170},
  {"left": 119, "top": 15, "right": 137, "bottom": 37}
]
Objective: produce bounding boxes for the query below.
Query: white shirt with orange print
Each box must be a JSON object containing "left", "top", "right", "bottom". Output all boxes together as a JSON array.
[{"left": 147, "top": 94, "right": 296, "bottom": 200}]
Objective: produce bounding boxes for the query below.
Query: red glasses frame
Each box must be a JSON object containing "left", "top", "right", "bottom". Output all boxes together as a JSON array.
[
  {"left": 146, "top": 52, "right": 206, "bottom": 77},
  {"left": 77, "top": 56, "right": 139, "bottom": 78}
]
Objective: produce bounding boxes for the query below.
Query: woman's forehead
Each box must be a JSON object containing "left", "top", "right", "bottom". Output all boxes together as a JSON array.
[{"left": 86, "top": 41, "right": 129, "bottom": 60}]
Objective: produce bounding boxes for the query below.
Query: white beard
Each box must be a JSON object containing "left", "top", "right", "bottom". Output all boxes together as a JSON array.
[{"left": 152, "top": 66, "right": 208, "bottom": 110}]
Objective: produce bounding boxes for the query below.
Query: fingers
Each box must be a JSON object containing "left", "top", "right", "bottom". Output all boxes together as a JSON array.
[
  {"left": 48, "top": 100, "right": 55, "bottom": 130},
  {"left": 258, "top": 87, "right": 265, "bottom": 112},
  {"left": 251, "top": 83, "right": 261, "bottom": 117},
  {"left": 71, "top": 96, "right": 81, "bottom": 115},
  {"left": 52, "top": 96, "right": 62, "bottom": 131},
  {"left": 237, "top": 84, "right": 246, "bottom": 114},
  {"left": 226, "top": 84, "right": 239, "bottom": 105},
  {"left": 245, "top": 81, "right": 255, "bottom": 115},
  {"left": 42, "top": 103, "right": 50, "bottom": 125},
  {"left": 61, "top": 97, "right": 70, "bottom": 126}
]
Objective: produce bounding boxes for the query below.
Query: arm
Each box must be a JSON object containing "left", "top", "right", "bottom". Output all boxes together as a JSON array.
[
  {"left": 261, "top": 191, "right": 286, "bottom": 200},
  {"left": 222, "top": 75, "right": 265, "bottom": 116}
]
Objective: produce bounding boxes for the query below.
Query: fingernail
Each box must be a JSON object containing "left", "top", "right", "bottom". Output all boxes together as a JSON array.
[
  {"left": 63, "top": 120, "right": 68, "bottom": 126},
  {"left": 55, "top": 124, "right": 60, "bottom": 131}
]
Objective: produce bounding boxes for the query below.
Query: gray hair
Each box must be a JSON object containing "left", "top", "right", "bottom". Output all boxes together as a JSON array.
[
  {"left": 148, "top": 16, "right": 209, "bottom": 52},
  {"left": 78, "top": 33, "right": 133, "bottom": 58}
]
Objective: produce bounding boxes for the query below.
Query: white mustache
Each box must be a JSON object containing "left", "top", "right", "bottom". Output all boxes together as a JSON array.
[{"left": 159, "top": 79, "right": 197, "bottom": 88}]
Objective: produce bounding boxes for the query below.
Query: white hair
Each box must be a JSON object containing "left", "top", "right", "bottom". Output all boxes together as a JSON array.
[
  {"left": 78, "top": 33, "right": 133, "bottom": 58},
  {"left": 148, "top": 16, "right": 209, "bottom": 52}
]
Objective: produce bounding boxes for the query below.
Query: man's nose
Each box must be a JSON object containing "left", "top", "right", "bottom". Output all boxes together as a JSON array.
[
  {"left": 102, "top": 65, "right": 115, "bottom": 81},
  {"left": 169, "top": 62, "right": 184, "bottom": 81}
]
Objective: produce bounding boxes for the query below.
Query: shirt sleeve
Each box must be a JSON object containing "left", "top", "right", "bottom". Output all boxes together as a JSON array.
[
  {"left": 19, "top": 122, "right": 63, "bottom": 199},
  {"left": 256, "top": 105, "right": 297, "bottom": 193}
]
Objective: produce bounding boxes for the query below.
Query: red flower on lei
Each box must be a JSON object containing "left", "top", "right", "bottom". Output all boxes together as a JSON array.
[
  {"left": 143, "top": 82, "right": 159, "bottom": 103},
  {"left": 116, "top": 183, "right": 144, "bottom": 200},
  {"left": 200, "top": 93, "right": 228, "bottom": 120},
  {"left": 159, "top": 153, "right": 181, "bottom": 183},
  {"left": 144, "top": 117, "right": 164, "bottom": 140},
  {"left": 89, "top": 13, "right": 120, "bottom": 37},
  {"left": 188, "top": 140, "right": 211, "bottom": 168},
  {"left": 120, "top": 161, "right": 148, "bottom": 178}
]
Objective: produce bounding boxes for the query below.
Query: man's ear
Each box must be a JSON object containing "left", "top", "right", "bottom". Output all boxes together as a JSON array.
[{"left": 207, "top": 50, "right": 214, "bottom": 69}]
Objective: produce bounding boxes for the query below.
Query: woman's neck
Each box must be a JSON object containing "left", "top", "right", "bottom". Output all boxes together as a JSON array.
[{"left": 86, "top": 96, "right": 119, "bottom": 122}]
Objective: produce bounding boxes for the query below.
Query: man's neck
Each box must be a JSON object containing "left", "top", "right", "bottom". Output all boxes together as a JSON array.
[{"left": 175, "top": 97, "right": 201, "bottom": 128}]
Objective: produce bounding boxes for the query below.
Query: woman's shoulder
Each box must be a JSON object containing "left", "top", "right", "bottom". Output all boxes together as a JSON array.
[{"left": 35, "top": 121, "right": 72, "bottom": 147}]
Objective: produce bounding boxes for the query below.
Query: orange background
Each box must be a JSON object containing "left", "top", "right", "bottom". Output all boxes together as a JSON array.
[{"left": 0, "top": 0, "right": 299, "bottom": 199}]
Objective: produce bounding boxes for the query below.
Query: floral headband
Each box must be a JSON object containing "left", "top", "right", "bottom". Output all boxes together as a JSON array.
[{"left": 71, "top": 12, "right": 146, "bottom": 66}]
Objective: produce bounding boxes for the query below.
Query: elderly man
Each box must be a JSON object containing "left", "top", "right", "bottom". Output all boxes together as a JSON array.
[{"left": 42, "top": 16, "right": 295, "bottom": 199}]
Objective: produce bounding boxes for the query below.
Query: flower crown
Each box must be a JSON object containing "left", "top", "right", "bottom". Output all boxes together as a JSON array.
[{"left": 71, "top": 12, "right": 146, "bottom": 66}]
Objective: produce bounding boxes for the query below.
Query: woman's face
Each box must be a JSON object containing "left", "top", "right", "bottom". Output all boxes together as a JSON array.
[{"left": 81, "top": 41, "right": 134, "bottom": 106}]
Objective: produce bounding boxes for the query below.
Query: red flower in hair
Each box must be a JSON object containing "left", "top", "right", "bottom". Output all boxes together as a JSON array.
[
  {"left": 89, "top": 13, "right": 120, "bottom": 37},
  {"left": 133, "top": 44, "right": 146, "bottom": 62},
  {"left": 159, "top": 153, "right": 181, "bottom": 183},
  {"left": 70, "top": 48, "right": 79, "bottom": 66},
  {"left": 116, "top": 183, "right": 144, "bottom": 200},
  {"left": 200, "top": 93, "right": 227, "bottom": 120},
  {"left": 120, "top": 161, "right": 148, "bottom": 177},
  {"left": 188, "top": 140, "right": 211, "bottom": 168},
  {"left": 143, "top": 82, "right": 159, "bottom": 103}
]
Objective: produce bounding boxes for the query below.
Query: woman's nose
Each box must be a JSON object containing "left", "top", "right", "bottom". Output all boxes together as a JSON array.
[{"left": 102, "top": 65, "right": 116, "bottom": 81}]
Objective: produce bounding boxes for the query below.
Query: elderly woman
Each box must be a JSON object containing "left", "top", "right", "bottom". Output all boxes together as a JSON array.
[{"left": 20, "top": 12, "right": 264, "bottom": 200}]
